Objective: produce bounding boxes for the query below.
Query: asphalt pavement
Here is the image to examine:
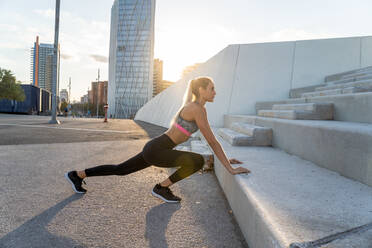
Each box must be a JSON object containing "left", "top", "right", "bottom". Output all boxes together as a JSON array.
[{"left": 0, "top": 114, "right": 249, "bottom": 248}]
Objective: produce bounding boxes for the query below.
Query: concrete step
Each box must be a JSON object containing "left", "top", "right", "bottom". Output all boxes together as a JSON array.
[
  {"left": 341, "top": 71, "right": 372, "bottom": 80},
  {"left": 301, "top": 87, "right": 368, "bottom": 98},
  {"left": 316, "top": 79, "right": 372, "bottom": 91},
  {"left": 217, "top": 128, "right": 254, "bottom": 146},
  {"left": 272, "top": 102, "right": 333, "bottom": 112},
  {"left": 230, "top": 122, "right": 272, "bottom": 146},
  {"left": 325, "top": 74, "right": 372, "bottom": 86},
  {"left": 258, "top": 106, "right": 333, "bottom": 120},
  {"left": 289, "top": 84, "right": 327, "bottom": 99},
  {"left": 258, "top": 109, "right": 299, "bottom": 119},
  {"left": 174, "top": 145, "right": 191, "bottom": 152},
  {"left": 210, "top": 129, "right": 372, "bottom": 248},
  {"left": 190, "top": 140, "right": 212, "bottom": 155},
  {"left": 289, "top": 75, "right": 372, "bottom": 99},
  {"left": 325, "top": 66, "right": 372, "bottom": 82},
  {"left": 255, "top": 92, "right": 372, "bottom": 124},
  {"left": 190, "top": 140, "right": 213, "bottom": 169},
  {"left": 217, "top": 124, "right": 272, "bottom": 146},
  {"left": 224, "top": 114, "right": 372, "bottom": 187}
]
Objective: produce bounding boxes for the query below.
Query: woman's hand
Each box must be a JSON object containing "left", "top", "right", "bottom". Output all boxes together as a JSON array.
[
  {"left": 229, "top": 158, "right": 243, "bottom": 164},
  {"left": 231, "top": 167, "right": 251, "bottom": 175},
  {"left": 228, "top": 158, "right": 250, "bottom": 175}
]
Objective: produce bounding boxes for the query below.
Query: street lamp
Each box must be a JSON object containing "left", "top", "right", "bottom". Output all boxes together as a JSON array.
[
  {"left": 49, "top": 0, "right": 61, "bottom": 124},
  {"left": 96, "top": 69, "right": 100, "bottom": 118}
]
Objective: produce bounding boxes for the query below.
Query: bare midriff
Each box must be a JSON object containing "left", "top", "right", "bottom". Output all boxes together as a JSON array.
[{"left": 164, "top": 124, "right": 190, "bottom": 145}]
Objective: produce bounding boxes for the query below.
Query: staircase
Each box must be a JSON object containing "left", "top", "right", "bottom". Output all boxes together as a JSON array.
[{"left": 196, "top": 66, "right": 372, "bottom": 248}]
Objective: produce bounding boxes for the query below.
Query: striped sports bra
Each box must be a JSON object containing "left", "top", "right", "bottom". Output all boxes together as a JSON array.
[{"left": 174, "top": 106, "right": 199, "bottom": 136}]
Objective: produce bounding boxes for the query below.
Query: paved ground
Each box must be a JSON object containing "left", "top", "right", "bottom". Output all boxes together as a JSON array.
[{"left": 0, "top": 114, "right": 249, "bottom": 248}]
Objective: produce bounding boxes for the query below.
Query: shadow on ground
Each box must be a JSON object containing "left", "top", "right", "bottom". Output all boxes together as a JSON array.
[
  {"left": 0, "top": 194, "right": 87, "bottom": 248},
  {"left": 0, "top": 119, "right": 167, "bottom": 146},
  {"left": 145, "top": 203, "right": 181, "bottom": 248}
]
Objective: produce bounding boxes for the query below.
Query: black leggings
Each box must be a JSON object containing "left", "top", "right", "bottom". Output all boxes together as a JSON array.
[{"left": 84, "top": 133, "right": 205, "bottom": 184}]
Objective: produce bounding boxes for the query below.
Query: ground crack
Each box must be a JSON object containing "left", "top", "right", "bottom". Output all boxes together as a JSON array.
[{"left": 289, "top": 222, "right": 372, "bottom": 248}]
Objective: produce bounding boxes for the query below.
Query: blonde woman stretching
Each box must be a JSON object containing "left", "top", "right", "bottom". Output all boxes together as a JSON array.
[{"left": 65, "top": 76, "right": 251, "bottom": 203}]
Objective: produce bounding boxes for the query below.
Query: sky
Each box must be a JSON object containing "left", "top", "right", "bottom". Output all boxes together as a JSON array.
[{"left": 1, "top": 0, "right": 372, "bottom": 101}]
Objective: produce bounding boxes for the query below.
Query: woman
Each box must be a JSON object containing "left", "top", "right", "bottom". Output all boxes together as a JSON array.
[{"left": 65, "top": 76, "right": 251, "bottom": 203}]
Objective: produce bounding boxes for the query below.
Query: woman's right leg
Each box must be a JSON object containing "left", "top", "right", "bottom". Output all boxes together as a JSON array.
[
  {"left": 83, "top": 151, "right": 151, "bottom": 177},
  {"left": 142, "top": 133, "right": 205, "bottom": 186},
  {"left": 143, "top": 148, "right": 205, "bottom": 185}
]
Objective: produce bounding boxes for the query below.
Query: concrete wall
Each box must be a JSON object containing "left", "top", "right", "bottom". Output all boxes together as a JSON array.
[
  {"left": 362, "top": 36, "right": 372, "bottom": 67},
  {"left": 135, "top": 36, "right": 372, "bottom": 128},
  {"left": 292, "top": 37, "right": 361, "bottom": 88},
  {"left": 228, "top": 42, "right": 294, "bottom": 116}
]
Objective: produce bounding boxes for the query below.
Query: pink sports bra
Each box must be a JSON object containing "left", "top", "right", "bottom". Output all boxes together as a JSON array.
[{"left": 174, "top": 107, "right": 199, "bottom": 136}]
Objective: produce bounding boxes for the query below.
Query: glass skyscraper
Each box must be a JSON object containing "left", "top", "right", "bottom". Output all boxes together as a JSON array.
[
  {"left": 108, "top": 0, "right": 156, "bottom": 119},
  {"left": 30, "top": 36, "right": 59, "bottom": 93}
]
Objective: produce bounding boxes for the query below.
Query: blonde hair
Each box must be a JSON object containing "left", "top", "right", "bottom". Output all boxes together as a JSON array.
[{"left": 169, "top": 76, "right": 213, "bottom": 127}]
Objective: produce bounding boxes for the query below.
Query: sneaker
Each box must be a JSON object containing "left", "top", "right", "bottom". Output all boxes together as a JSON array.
[
  {"left": 151, "top": 184, "right": 181, "bottom": 203},
  {"left": 64, "top": 171, "right": 87, "bottom": 194}
]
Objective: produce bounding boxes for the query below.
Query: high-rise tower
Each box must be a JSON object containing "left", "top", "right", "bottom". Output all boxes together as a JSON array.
[
  {"left": 30, "top": 36, "right": 60, "bottom": 92},
  {"left": 108, "top": 0, "right": 156, "bottom": 119}
]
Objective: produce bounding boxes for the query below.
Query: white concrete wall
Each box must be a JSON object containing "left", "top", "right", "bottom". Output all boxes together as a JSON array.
[
  {"left": 362, "top": 36, "right": 372, "bottom": 67},
  {"left": 228, "top": 42, "right": 294, "bottom": 116},
  {"left": 135, "top": 35, "right": 372, "bottom": 128},
  {"left": 292, "top": 37, "right": 361, "bottom": 88}
]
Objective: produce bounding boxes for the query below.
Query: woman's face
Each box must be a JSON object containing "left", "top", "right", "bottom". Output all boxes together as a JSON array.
[{"left": 201, "top": 81, "right": 216, "bottom": 102}]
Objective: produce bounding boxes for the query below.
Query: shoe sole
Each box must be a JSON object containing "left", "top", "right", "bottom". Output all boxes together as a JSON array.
[
  {"left": 64, "top": 172, "right": 86, "bottom": 194},
  {"left": 151, "top": 189, "right": 180, "bottom": 203}
]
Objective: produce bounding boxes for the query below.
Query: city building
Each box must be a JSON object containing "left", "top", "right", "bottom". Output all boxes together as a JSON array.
[
  {"left": 181, "top": 63, "right": 202, "bottom": 79},
  {"left": 80, "top": 94, "right": 88, "bottom": 104},
  {"left": 89, "top": 81, "right": 108, "bottom": 106},
  {"left": 30, "top": 36, "right": 60, "bottom": 93},
  {"left": 88, "top": 89, "right": 93, "bottom": 105},
  {"left": 59, "top": 89, "right": 68, "bottom": 103},
  {"left": 157, "top": 80, "right": 175, "bottom": 94},
  {"left": 108, "top": 0, "right": 156, "bottom": 119},
  {"left": 153, "top": 58, "right": 163, "bottom": 96}
]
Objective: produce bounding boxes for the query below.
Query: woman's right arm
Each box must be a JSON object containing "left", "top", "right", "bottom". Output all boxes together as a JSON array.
[
  {"left": 209, "top": 141, "right": 234, "bottom": 174},
  {"left": 194, "top": 107, "right": 250, "bottom": 175}
]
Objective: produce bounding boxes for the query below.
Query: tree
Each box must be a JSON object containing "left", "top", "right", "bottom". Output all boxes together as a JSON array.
[{"left": 0, "top": 68, "right": 25, "bottom": 102}]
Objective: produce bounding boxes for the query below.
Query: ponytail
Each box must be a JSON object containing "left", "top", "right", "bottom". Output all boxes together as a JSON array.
[{"left": 169, "top": 76, "right": 213, "bottom": 127}]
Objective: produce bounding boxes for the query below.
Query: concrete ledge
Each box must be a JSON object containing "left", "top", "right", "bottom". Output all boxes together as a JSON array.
[
  {"left": 289, "top": 84, "right": 326, "bottom": 99},
  {"left": 257, "top": 108, "right": 333, "bottom": 120},
  {"left": 202, "top": 128, "right": 372, "bottom": 248},
  {"left": 301, "top": 88, "right": 343, "bottom": 98},
  {"left": 272, "top": 103, "right": 333, "bottom": 113},
  {"left": 324, "top": 74, "right": 372, "bottom": 86},
  {"left": 190, "top": 140, "right": 213, "bottom": 169},
  {"left": 325, "top": 66, "right": 372, "bottom": 82},
  {"left": 217, "top": 128, "right": 254, "bottom": 146},
  {"left": 230, "top": 122, "right": 272, "bottom": 146},
  {"left": 302, "top": 87, "right": 370, "bottom": 98},
  {"left": 225, "top": 114, "right": 372, "bottom": 187},
  {"left": 318, "top": 78, "right": 372, "bottom": 91},
  {"left": 258, "top": 109, "right": 298, "bottom": 119},
  {"left": 174, "top": 145, "right": 191, "bottom": 152},
  {"left": 255, "top": 92, "right": 372, "bottom": 124}
]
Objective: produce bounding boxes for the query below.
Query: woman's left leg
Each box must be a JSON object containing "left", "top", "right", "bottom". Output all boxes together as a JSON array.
[{"left": 66, "top": 151, "right": 152, "bottom": 194}]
